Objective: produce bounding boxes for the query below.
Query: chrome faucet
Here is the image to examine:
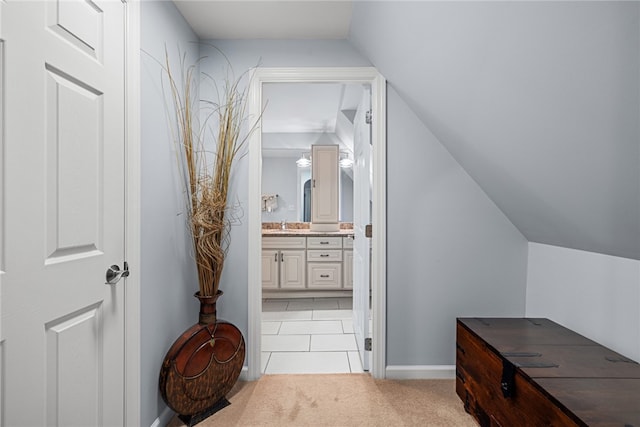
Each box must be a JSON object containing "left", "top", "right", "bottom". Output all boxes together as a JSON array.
[{"left": 281, "top": 220, "right": 287, "bottom": 230}]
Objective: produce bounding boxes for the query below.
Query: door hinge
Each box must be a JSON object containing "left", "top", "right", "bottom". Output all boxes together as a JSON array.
[
  {"left": 365, "top": 337, "right": 372, "bottom": 351},
  {"left": 365, "top": 110, "right": 373, "bottom": 124}
]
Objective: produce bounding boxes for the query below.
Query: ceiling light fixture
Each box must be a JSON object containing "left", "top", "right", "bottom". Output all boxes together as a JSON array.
[
  {"left": 296, "top": 153, "right": 311, "bottom": 168},
  {"left": 339, "top": 152, "right": 353, "bottom": 168}
]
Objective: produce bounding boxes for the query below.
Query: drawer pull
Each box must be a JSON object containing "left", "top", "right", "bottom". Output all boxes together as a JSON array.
[
  {"left": 320, "top": 274, "right": 329, "bottom": 278},
  {"left": 320, "top": 254, "right": 330, "bottom": 257},
  {"left": 320, "top": 241, "right": 329, "bottom": 245}
]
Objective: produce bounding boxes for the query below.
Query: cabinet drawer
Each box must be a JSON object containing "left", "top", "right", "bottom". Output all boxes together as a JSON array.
[
  {"left": 307, "top": 263, "right": 342, "bottom": 289},
  {"left": 307, "top": 236, "right": 342, "bottom": 249},
  {"left": 262, "top": 236, "right": 306, "bottom": 249},
  {"left": 307, "top": 249, "right": 342, "bottom": 262}
]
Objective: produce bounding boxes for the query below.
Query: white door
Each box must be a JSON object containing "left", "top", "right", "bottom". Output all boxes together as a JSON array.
[
  {"left": 1, "top": 1, "right": 128, "bottom": 425},
  {"left": 352, "top": 86, "right": 372, "bottom": 371}
]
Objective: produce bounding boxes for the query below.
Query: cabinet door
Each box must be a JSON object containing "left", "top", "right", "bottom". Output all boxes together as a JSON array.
[
  {"left": 280, "top": 250, "right": 306, "bottom": 289},
  {"left": 311, "top": 144, "right": 339, "bottom": 224},
  {"left": 262, "top": 250, "right": 279, "bottom": 289},
  {"left": 343, "top": 250, "right": 353, "bottom": 289}
]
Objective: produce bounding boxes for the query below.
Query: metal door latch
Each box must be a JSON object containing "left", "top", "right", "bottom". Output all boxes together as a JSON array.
[{"left": 105, "top": 261, "right": 129, "bottom": 285}]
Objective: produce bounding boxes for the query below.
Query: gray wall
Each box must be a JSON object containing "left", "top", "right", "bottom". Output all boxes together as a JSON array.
[
  {"left": 526, "top": 243, "right": 640, "bottom": 362},
  {"left": 350, "top": 1, "right": 640, "bottom": 260},
  {"left": 140, "top": 2, "right": 199, "bottom": 426},
  {"left": 349, "top": 0, "right": 640, "bottom": 367},
  {"left": 386, "top": 87, "right": 528, "bottom": 365}
]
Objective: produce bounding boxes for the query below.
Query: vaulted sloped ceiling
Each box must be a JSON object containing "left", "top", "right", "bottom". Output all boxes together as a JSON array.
[{"left": 350, "top": 1, "right": 640, "bottom": 260}]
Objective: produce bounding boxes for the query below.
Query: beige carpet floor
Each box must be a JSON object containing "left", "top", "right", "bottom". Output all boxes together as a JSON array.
[{"left": 167, "top": 374, "right": 476, "bottom": 426}]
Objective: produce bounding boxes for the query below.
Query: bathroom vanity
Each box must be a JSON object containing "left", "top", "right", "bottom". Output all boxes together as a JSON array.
[{"left": 261, "top": 224, "right": 354, "bottom": 298}]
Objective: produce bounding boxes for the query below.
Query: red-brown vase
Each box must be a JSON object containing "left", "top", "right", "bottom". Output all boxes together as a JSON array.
[{"left": 159, "top": 291, "right": 245, "bottom": 426}]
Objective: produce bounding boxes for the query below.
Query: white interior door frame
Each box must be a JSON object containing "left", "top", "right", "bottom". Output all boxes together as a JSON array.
[
  {"left": 247, "top": 67, "right": 387, "bottom": 380},
  {"left": 124, "top": 0, "right": 141, "bottom": 425}
]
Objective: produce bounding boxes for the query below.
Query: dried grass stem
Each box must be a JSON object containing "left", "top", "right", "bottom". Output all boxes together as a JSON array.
[{"left": 162, "top": 48, "right": 257, "bottom": 297}]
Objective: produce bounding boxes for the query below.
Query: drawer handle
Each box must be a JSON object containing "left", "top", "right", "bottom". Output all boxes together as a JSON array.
[
  {"left": 320, "top": 254, "right": 330, "bottom": 257},
  {"left": 320, "top": 241, "right": 329, "bottom": 245},
  {"left": 320, "top": 274, "right": 329, "bottom": 278}
]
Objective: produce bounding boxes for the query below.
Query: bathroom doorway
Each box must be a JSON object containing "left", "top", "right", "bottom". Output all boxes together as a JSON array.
[{"left": 247, "top": 67, "right": 387, "bottom": 380}]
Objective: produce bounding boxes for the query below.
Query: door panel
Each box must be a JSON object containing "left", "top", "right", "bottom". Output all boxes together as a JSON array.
[
  {"left": 45, "top": 65, "right": 103, "bottom": 262},
  {"left": 1, "top": 1, "right": 127, "bottom": 425},
  {"left": 45, "top": 304, "right": 103, "bottom": 426},
  {"left": 52, "top": 0, "right": 103, "bottom": 59}
]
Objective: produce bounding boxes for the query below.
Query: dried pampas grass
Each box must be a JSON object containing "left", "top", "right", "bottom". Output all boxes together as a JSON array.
[{"left": 162, "top": 47, "right": 258, "bottom": 297}]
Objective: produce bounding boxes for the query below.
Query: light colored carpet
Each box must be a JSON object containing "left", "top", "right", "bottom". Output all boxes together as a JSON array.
[{"left": 167, "top": 374, "right": 476, "bottom": 426}]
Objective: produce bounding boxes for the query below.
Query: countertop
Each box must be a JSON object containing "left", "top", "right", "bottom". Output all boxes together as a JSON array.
[{"left": 262, "top": 222, "right": 354, "bottom": 237}]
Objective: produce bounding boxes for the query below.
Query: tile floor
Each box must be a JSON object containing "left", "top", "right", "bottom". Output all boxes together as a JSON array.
[{"left": 261, "top": 297, "right": 365, "bottom": 374}]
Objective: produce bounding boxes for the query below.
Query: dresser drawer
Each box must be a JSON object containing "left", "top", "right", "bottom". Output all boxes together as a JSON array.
[
  {"left": 262, "top": 236, "right": 306, "bottom": 249},
  {"left": 307, "top": 249, "right": 342, "bottom": 262},
  {"left": 307, "top": 236, "right": 342, "bottom": 249}
]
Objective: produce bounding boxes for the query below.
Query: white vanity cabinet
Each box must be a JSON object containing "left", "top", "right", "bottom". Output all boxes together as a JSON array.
[
  {"left": 261, "top": 234, "right": 354, "bottom": 293},
  {"left": 262, "top": 237, "right": 306, "bottom": 290},
  {"left": 311, "top": 145, "right": 339, "bottom": 227},
  {"left": 307, "top": 237, "right": 342, "bottom": 289}
]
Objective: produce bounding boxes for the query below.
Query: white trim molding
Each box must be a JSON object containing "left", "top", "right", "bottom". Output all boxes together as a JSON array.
[
  {"left": 124, "top": 1, "right": 141, "bottom": 426},
  {"left": 385, "top": 365, "right": 456, "bottom": 380},
  {"left": 150, "top": 407, "right": 174, "bottom": 427},
  {"left": 247, "top": 67, "right": 387, "bottom": 380}
]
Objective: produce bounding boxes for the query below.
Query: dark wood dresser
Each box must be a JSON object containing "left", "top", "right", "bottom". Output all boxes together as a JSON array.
[{"left": 456, "top": 317, "right": 640, "bottom": 427}]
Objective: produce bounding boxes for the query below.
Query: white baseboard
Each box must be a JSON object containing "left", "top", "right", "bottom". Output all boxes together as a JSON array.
[
  {"left": 239, "top": 365, "right": 250, "bottom": 381},
  {"left": 151, "top": 406, "right": 173, "bottom": 427},
  {"left": 385, "top": 365, "right": 455, "bottom": 380}
]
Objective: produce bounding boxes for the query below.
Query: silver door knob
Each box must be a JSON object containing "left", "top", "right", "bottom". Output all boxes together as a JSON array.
[{"left": 105, "top": 262, "right": 129, "bottom": 285}]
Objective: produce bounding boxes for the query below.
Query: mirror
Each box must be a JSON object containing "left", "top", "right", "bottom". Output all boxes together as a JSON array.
[
  {"left": 261, "top": 82, "right": 366, "bottom": 223},
  {"left": 261, "top": 143, "right": 353, "bottom": 222}
]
